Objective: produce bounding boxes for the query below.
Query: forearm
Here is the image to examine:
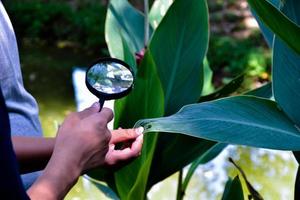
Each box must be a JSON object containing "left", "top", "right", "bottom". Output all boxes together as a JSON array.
[
  {"left": 27, "top": 142, "right": 82, "bottom": 200},
  {"left": 12, "top": 136, "right": 55, "bottom": 173}
]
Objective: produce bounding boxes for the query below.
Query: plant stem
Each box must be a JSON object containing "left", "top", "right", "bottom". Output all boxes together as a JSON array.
[
  {"left": 176, "top": 170, "right": 184, "bottom": 200},
  {"left": 144, "top": 0, "right": 149, "bottom": 46}
]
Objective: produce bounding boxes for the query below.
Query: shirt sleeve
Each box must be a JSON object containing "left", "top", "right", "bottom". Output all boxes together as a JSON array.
[{"left": 0, "top": 2, "right": 43, "bottom": 189}]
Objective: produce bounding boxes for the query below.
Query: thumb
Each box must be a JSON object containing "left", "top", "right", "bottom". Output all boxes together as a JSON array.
[{"left": 78, "top": 102, "right": 100, "bottom": 119}]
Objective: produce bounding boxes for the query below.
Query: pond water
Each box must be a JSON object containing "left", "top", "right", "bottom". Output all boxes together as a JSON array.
[{"left": 21, "top": 45, "right": 298, "bottom": 200}]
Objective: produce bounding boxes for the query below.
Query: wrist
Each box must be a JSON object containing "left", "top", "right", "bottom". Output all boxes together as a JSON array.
[{"left": 28, "top": 151, "right": 81, "bottom": 200}]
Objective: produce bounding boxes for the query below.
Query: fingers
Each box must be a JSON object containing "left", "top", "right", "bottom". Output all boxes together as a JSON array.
[
  {"left": 105, "top": 134, "right": 143, "bottom": 166},
  {"left": 77, "top": 103, "right": 113, "bottom": 123},
  {"left": 99, "top": 107, "right": 114, "bottom": 123},
  {"left": 79, "top": 102, "right": 114, "bottom": 124},
  {"left": 110, "top": 127, "right": 144, "bottom": 144},
  {"left": 77, "top": 102, "right": 100, "bottom": 119}
]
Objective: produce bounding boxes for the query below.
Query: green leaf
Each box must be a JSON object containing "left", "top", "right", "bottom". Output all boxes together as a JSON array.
[
  {"left": 250, "top": 0, "right": 280, "bottom": 47},
  {"left": 136, "top": 96, "right": 300, "bottom": 150},
  {"left": 229, "top": 158, "right": 264, "bottom": 200},
  {"left": 182, "top": 143, "right": 227, "bottom": 191},
  {"left": 221, "top": 176, "right": 244, "bottom": 200},
  {"left": 143, "top": 0, "right": 214, "bottom": 190},
  {"left": 199, "top": 73, "right": 245, "bottom": 103},
  {"left": 121, "top": 34, "right": 137, "bottom": 75},
  {"left": 113, "top": 51, "right": 164, "bottom": 129},
  {"left": 273, "top": 0, "right": 300, "bottom": 126},
  {"left": 113, "top": 51, "right": 164, "bottom": 199},
  {"left": 149, "top": 0, "right": 173, "bottom": 29},
  {"left": 105, "top": 0, "right": 145, "bottom": 59},
  {"left": 149, "top": 0, "right": 209, "bottom": 115},
  {"left": 245, "top": 82, "right": 272, "bottom": 99},
  {"left": 247, "top": 0, "right": 300, "bottom": 55}
]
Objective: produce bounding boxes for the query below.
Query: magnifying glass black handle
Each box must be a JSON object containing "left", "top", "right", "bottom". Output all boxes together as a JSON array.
[{"left": 99, "top": 98, "right": 105, "bottom": 112}]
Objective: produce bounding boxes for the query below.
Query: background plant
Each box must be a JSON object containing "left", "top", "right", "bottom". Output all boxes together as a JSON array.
[{"left": 4, "top": 0, "right": 107, "bottom": 51}]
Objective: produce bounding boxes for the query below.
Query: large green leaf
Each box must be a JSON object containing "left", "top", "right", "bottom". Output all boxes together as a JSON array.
[
  {"left": 145, "top": 81, "right": 269, "bottom": 189},
  {"left": 135, "top": 96, "right": 300, "bottom": 150},
  {"left": 113, "top": 51, "right": 164, "bottom": 199},
  {"left": 146, "top": 66, "right": 218, "bottom": 190},
  {"left": 221, "top": 176, "right": 244, "bottom": 200},
  {"left": 120, "top": 34, "right": 137, "bottom": 75},
  {"left": 149, "top": 0, "right": 209, "bottom": 115},
  {"left": 273, "top": 0, "right": 300, "bottom": 126},
  {"left": 247, "top": 0, "right": 300, "bottom": 55},
  {"left": 250, "top": 0, "right": 280, "bottom": 47},
  {"left": 105, "top": 0, "right": 145, "bottom": 59},
  {"left": 177, "top": 82, "right": 271, "bottom": 192},
  {"left": 144, "top": 0, "right": 215, "bottom": 189}
]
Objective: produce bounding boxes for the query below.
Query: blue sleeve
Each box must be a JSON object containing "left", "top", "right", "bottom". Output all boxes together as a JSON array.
[{"left": 0, "top": 87, "right": 29, "bottom": 200}]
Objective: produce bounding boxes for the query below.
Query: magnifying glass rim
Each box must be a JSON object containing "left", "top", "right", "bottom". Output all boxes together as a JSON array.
[{"left": 85, "top": 57, "right": 134, "bottom": 101}]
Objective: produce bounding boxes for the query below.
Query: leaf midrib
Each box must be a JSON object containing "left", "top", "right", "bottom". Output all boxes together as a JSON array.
[
  {"left": 147, "top": 117, "right": 300, "bottom": 138},
  {"left": 164, "top": 23, "right": 187, "bottom": 105}
]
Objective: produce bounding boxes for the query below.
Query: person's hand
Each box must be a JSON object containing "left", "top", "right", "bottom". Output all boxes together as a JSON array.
[
  {"left": 52, "top": 102, "right": 143, "bottom": 171},
  {"left": 52, "top": 102, "right": 113, "bottom": 172},
  {"left": 28, "top": 102, "right": 143, "bottom": 200},
  {"left": 105, "top": 127, "right": 144, "bottom": 167}
]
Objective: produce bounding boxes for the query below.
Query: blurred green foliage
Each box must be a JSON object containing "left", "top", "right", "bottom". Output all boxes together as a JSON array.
[
  {"left": 3, "top": 0, "right": 107, "bottom": 50},
  {"left": 207, "top": 31, "right": 271, "bottom": 86}
]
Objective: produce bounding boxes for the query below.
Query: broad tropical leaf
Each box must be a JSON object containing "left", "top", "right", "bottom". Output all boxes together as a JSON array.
[
  {"left": 250, "top": 0, "right": 280, "bottom": 47},
  {"left": 105, "top": 0, "right": 145, "bottom": 59},
  {"left": 273, "top": 0, "right": 300, "bottom": 126},
  {"left": 113, "top": 51, "right": 164, "bottom": 199},
  {"left": 145, "top": 0, "right": 218, "bottom": 189},
  {"left": 136, "top": 96, "right": 300, "bottom": 150},
  {"left": 247, "top": 0, "right": 300, "bottom": 55},
  {"left": 149, "top": 0, "right": 209, "bottom": 115},
  {"left": 121, "top": 34, "right": 137, "bottom": 74}
]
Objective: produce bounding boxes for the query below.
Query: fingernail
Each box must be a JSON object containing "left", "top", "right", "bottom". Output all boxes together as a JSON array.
[
  {"left": 135, "top": 127, "right": 144, "bottom": 135},
  {"left": 92, "top": 102, "right": 99, "bottom": 108}
]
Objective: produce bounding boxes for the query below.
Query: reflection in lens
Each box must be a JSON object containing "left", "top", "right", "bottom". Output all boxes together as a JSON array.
[{"left": 87, "top": 61, "right": 133, "bottom": 94}]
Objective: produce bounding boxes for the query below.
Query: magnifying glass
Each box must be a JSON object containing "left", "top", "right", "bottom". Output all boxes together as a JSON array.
[{"left": 85, "top": 58, "right": 134, "bottom": 111}]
